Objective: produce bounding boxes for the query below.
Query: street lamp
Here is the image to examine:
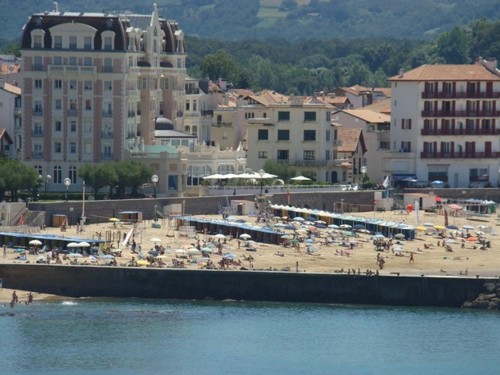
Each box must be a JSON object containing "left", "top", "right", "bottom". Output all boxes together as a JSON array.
[
  {"left": 151, "top": 174, "right": 159, "bottom": 198},
  {"left": 258, "top": 169, "right": 265, "bottom": 194},
  {"left": 360, "top": 165, "right": 367, "bottom": 189},
  {"left": 44, "top": 174, "right": 51, "bottom": 194},
  {"left": 64, "top": 178, "right": 71, "bottom": 202}
]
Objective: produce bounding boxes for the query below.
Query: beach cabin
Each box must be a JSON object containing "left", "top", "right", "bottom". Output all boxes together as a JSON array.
[
  {"left": 403, "top": 193, "right": 436, "bottom": 211},
  {"left": 119, "top": 211, "right": 143, "bottom": 223}
]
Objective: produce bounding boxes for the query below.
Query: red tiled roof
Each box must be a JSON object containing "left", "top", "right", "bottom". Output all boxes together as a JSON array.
[{"left": 389, "top": 64, "right": 500, "bottom": 81}]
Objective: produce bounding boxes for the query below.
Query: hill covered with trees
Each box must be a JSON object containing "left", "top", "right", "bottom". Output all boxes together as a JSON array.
[{"left": 1, "top": 0, "right": 499, "bottom": 41}]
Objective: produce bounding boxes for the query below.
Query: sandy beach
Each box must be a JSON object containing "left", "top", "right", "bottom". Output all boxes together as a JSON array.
[{"left": 1, "top": 207, "right": 499, "bottom": 303}]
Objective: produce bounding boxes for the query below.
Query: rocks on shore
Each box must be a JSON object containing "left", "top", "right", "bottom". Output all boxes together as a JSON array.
[{"left": 462, "top": 282, "right": 500, "bottom": 309}]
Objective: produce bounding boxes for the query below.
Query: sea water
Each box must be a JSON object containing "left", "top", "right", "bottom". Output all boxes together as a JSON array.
[{"left": 1, "top": 299, "right": 499, "bottom": 375}]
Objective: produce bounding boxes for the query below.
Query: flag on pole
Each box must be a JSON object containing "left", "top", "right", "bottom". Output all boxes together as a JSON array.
[{"left": 382, "top": 175, "right": 390, "bottom": 189}]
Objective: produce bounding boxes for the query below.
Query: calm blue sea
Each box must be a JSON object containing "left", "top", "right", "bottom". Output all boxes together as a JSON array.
[{"left": 1, "top": 298, "right": 499, "bottom": 375}]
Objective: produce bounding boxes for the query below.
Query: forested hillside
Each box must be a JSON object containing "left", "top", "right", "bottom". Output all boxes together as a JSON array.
[{"left": 0, "top": 0, "right": 499, "bottom": 41}]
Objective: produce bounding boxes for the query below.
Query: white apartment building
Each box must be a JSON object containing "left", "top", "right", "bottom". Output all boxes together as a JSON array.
[
  {"left": 385, "top": 59, "right": 500, "bottom": 188},
  {"left": 0, "top": 82, "right": 20, "bottom": 156},
  {"left": 19, "top": 4, "right": 187, "bottom": 191},
  {"left": 244, "top": 90, "right": 342, "bottom": 183}
]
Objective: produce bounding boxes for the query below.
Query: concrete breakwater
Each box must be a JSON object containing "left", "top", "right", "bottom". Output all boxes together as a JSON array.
[{"left": 0, "top": 264, "right": 492, "bottom": 308}]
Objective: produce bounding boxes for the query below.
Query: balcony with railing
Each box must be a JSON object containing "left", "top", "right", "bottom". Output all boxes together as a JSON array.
[
  {"left": 32, "top": 152, "right": 44, "bottom": 160},
  {"left": 212, "top": 122, "right": 232, "bottom": 128},
  {"left": 421, "top": 128, "right": 500, "bottom": 136},
  {"left": 32, "top": 109, "right": 43, "bottom": 116},
  {"left": 67, "top": 109, "right": 78, "bottom": 117},
  {"left": 422, "top": 91, "right": 500, "bottom": 99},
  {"left": 421, "top": 110, "right": 498, "bottom": 117},
  {"left": 101, "top": 132, "right": 114, "bottom": 139},
  {"left": 102, "top": 111, "right": 113, "bottom": 118},
  {"left": 31, "top": 131, "right": 44, "bottom": 138},
  {"left": 420, "top": 151, "right": 500, "bottom": 159}
]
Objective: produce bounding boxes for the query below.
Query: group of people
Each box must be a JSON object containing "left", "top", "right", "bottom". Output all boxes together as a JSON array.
[{"left": 8, "top": 291, "right": 33, "bottom": 308}]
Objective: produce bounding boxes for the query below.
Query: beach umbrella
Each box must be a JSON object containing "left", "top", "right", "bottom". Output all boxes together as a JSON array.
[
  {"left": 203, "top": 173, "right": 226, "bottom": 180},
  {"left": 373, "top": 234, "right": 385, "bottom": 239},
  {"left": 284, "top": 225, "right": 296, "bottom": 230},
  {"left": 328, "top": 224, "right": 340, "bottom": 229},
  {"left": 188, "top": 248, "right": 201, "bottom": 256},
  {"left": 29, "top": 239, "right": 42, "bottom": 246},
  {"left": 445, "top": 239, "right": 456, "bottom": 244},
  {"left": 423, "top": 222, "right": 434, "bottom": 227},
  {"left": 394, "top": 233, "right": 406, "bottom": 240},
  {"left": 78, "top": 241, "right": 90, "bottom": 247},
  {"left": 415, "top": 226, "right": 427, "bottom": 231},
  {"left": 150, "top": 237, "right": 162, "bottom": 243},
  {"left": 148, "top": 250, "right": 159, "bottom": 257},
  {"left": 68, "top": 253, "right": 83, "bottom": 258},
  {"left": 281, "top": 234, "right": 293, "bottom": 240},
  {"left": 214, "top": 234, "right": 226, "bottom": 240},
  {"left": 155, "top": 255, "right": 168, "bottom": 260},
  {"left": 340, "top": 224, "right": 352, "bottom": 230},
  {"left": 67, "top": 242, "right": 79, "bottom": 248},
  {"left": 175, "top": 249, "right": 188, "bottom": 256},
  {"left": 223, "top": 253, "right": 237, "bottom": 260},
  {"left": 446, "top": 225, "right": 458, "bottom": 230},
  {"left": 239, "top": 233, "right": 251, "bottom": 240},
  {"left": 392, "top": 246, "right": 403, "bottom": 253},
  {"left": 315, "top": 223, "right": 327, "bottom": 228},
  {"left": 462, "top": 225, "right": 474, "bottom": 230},
  {"left": 475, "top": 231, "right": 486, "bottom": 236},
  {"left": 100, "top": 254, "right": 114, "bottom": 260},
  {"left": 433, "top": 225, "right": 446, "bottom": 231},
  {"left": 293, "top": 217, "right": 305, "bottom": 222},
  {"left": 137, "top": 260, "right": 149, "bottom": 266},
  {"left": 290, "top": 175, "right": 311, "bottom": 181},
  {"left": 201, "top": 247, "right": 212, "bottom": 253},
  {"left": 466, "top": 237, "right": 478, "bottom": 242},
  {"left": 109, "top": 218, "right": 120, "bottom": 222}
]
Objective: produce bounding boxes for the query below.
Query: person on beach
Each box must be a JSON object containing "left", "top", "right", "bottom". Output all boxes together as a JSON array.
[
  {"left": 409, "top": 252, "right": 414, "bottom": 263},
  {"left": 2, "top": 244, "right": 6, "bottom": 258},
  {"left": 27, "top": 292, "right": 33, "bottom": 304}
]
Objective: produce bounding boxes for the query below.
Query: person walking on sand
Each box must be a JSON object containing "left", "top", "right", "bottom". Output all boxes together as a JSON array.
[
  {"left": 409, "top": 252, "right": 414, "bottom": 264},
  {"left": 2, "top": 244, "right": 6, "bottom": 258}
]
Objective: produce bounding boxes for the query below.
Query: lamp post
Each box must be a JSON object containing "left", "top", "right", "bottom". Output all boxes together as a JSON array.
[
  {"left": 258, "top": 169, "right": 265, "bottom": 194},
  {"left": 44, "top": 174, "right": 51, "bottom": 194},
  {"left": 63, "top": 178, "right": 71, "bottom": 202},
  {"left": 360, "top": 165, "right": 367, "bottom": 189},
  {"left": 151, "top": 174, "right": 159, "bottom": 198},
  {"left": 81, "top": 180, "right": 86, "bottom": 231}
]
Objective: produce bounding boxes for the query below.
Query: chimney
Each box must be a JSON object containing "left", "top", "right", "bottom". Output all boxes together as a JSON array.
[{"left": 398, "top": 68, "right": 404, "bottom": 78}]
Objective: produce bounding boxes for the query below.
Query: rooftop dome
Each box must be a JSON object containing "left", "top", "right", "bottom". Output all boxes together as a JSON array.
[{"left": 155, "top": 116, "right": 174, "bottom": 130}]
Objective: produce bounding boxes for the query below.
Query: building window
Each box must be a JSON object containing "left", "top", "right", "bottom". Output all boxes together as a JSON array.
[
  {"left": 400, "top": 141, "right": 411, "bottom": 152},
  {"left": 304, "top": 111, "right": 316, "bottom": 122},
  {"left": 34, "top": 165, "right": 43, "bottom": 175},
  {"left": 103, "top": 58, "right": 112, "bottom": 72},
  {"left": 258, "top": 129, "right": 268, "bottom": 140},
  {"left": 70, "top": 142, "right": 77, "bottom": 154},
  {"left": 277, "top": 129, "right": 289, "bottom": 141},
  {"left": 54, "top": 79, "right": 62, "bottom": 89},
  {"left": 33, "top": 35, "right": 42, "bottom": 48},
  {"left": 34, "top": 79, "right": 42, "bottom": 89},
  {"left": 278, "top": 111, "right": 290, "bottom": 121},
  {"left": 69, "top": 166, "right": 77, "bottom": 183},
  {"left": 277, "top": 150, "right": 289, "bottom": 160},
  {"left": 185, "top": 101, "right": 190, "bottom": 111},
  {"left": 55, "top": 121, "right": 62, "bottom": 132},
  {"left": 85, "top": 100, "right": 92, "bottom": 110},
  {"left": 53, "top": 56, "right": 62, "bottom": 65},
  {"left": 303, "top": 130, "right": 316, "bottom": 141},
  {"left": 54, "top": 142, "right": 62, "bottom": 154},
  {"left": 54, "top": 36, "right": 62, "bottom": 49},
  {"left": 104, "top": 81, "right": 112, "bottom": 91},
  {"left": 193, "top": 100, "right": 197, "bottom": 111},
  {"left": 54, "top": 99, "right": 62, "bottom": 110},
  {"left": 303, "top": 150, "right": 315, "bottom": 160},
  {"left": 104, "top": 37, "right": 113, "bottom": 50},
  {"left": 70, "top": 121, "right": 77, "bottom": 133},
  {"left": 53, "top": 166, "right": 62, "bottom": 184},
  {"left": 69, "top": 80, "right": 77, "bottom": 90},
  {"left": 69, "top": 36, "right": 77, "bottom": 49},
  {"left": 33, "top": 56, "right": 43, "bottom": 71},
  {"left": 84, "top": 57, "right": 92, "bottom": 66},
  {"left": 69, "top": 56, "right": 77, "bottom": 66},
  {"left": 401, "top": 119, "right": 412, "bottom": 129},
  {"left": 84, "top": 36, "right": 92, "bottom": 50},
  {"left": 258, "top": 151, "right": 268, "bottom": 159},
  {"left": 84, "top": 81, "right": 93, "bottom": 90}
]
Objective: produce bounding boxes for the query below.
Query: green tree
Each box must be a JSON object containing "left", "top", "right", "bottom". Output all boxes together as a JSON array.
[
  {"left": 200, "top": 50, "right": 240, "bottom": 82},
  {"left": 263, "top": 160, "right": 297, "bottom": 182},
  {"left": 436, "top": 26, "right": 471, "bottom": 63}
]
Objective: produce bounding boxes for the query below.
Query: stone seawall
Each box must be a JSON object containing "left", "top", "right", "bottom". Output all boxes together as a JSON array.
[{"left": 0, "top": 264, "right": 489, "bottom": 307}]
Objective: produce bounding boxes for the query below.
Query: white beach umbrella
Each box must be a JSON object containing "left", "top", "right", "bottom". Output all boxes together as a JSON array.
[
  {"left": 29, "top": 239, "right": 42, "bottom": 246},
  {"left": 78, "top": 241, "right": 90, "bottom": 247},
  {"left": 67, "top": 242, "right": 80, "bottom": 248},
  {"left": 150, "top": 237, "right": 162, "bottom": 243},
  {"left": 290, "top": 175, "right": 311, "bottom": 181},
  {"left": 239, "top": 233, "right": 251, "bottom": 240}
]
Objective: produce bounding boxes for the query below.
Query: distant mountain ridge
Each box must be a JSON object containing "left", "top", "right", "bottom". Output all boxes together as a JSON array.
[{"left": 1, "top": 0, "right": 499, "bottom": 41}]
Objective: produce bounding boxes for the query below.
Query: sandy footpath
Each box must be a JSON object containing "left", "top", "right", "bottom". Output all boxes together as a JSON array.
[{"left": 0, "top": 208, "right": 499, "bottom": 303}]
